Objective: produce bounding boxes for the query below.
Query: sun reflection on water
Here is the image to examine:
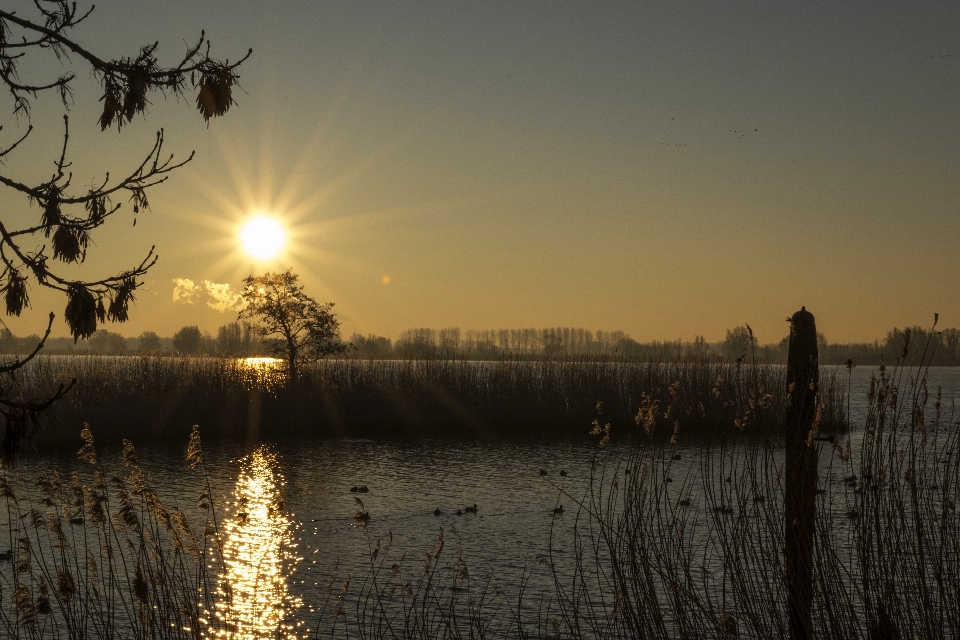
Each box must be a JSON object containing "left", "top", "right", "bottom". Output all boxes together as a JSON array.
[
  {"left": 236, "top": 357, "right": 286, "bottom": 390},
  {"left": 208, "top": 447, "right": 302, "bottom": 639}
]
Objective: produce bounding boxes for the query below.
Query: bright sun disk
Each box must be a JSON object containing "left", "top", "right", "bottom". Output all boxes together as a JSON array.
[{"left": 241, "top": 216, "right": 285, "bottom": 259}]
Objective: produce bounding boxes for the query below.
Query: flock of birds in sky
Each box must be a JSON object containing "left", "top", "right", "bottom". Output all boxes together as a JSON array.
[
  {"left": 658, "top": 116, "right": 760, "bottom": 148},
  {"left": 654, "top": 48, "right": 958, "bottom": 149}
]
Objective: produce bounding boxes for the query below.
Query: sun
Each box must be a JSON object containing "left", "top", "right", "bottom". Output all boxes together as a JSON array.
[{"left": 240, "top": 215, "right": 285, "bottom": 260}]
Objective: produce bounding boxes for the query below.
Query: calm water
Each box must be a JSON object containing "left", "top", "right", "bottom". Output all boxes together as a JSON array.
[{"left": 2, "top": 363, "right": 958, "bottom": 638}]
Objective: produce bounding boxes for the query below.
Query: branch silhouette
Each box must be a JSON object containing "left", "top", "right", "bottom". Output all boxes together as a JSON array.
[{"left": 0, "top": 0, "right": 250, "bottom": 459}]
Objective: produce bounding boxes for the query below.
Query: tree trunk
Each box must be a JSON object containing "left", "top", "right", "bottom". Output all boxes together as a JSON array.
[{"left": 287, "top": 342, "right": 298, "bottom": 383}]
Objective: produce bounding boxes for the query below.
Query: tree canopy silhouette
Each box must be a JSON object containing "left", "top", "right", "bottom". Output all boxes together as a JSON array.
[
  {"left": 0, "top": 0, "right": 249, "bottom": 460},
  {"left": 238, "top": 270, "right": 350, "bottom": 381}
]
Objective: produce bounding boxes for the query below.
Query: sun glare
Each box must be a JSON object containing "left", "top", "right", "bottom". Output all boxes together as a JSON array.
[{"left": 241, "top": 216, "right": 285, "bottom": 260}]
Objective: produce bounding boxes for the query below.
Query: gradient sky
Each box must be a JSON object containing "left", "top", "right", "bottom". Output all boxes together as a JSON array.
[{"left": 4, "top": 1, "right": 960, "bottom": 344}]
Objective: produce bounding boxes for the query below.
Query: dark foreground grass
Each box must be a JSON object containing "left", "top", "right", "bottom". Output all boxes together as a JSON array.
[{"left": 13, "top": 356, "right": 846, "bottom": 450}]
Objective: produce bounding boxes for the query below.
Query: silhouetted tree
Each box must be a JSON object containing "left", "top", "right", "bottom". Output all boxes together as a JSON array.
[
  {"left": 238, "top": 270, "right": 349, "bottom": 381},
  {"left": 89, "top": 329, "right": 126, "bottom": 355},
  {"left": 173, "top": 326, "right": 203, "bottom": 355},
  {"left": 216, "top": 322, "right": 243, "bottom": 355},
  {"left": 138, "top": 331, "right": 162, "bottom": 353},
  {"left": 688, "top": 335, "right": 710, "bottom": 361},
  {"left": 215, "top": 321, "right": 259, "bottom": 356},
  {"left": 237, "top": 269, "right": 351, "bottom": 381},
  {"left": 396, "top": 328, "right": 438, "bottom": 358},
  {"left": 721, "top": 325, "right": 758, "bottom": 361},
  {"left": 438, "top": 327, "right": 461, "bottom": 356},
  {"left": 0, "top": 1, "right": 248, "bottom": 460},
  {"left": 350, "top": 333, "right": 393, "bottom": 359},
  {"left": 0, "top": 328, "right": 14, "bottom": 354}
]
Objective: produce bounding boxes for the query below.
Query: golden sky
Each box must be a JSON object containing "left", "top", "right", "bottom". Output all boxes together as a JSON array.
[{"left": 3, "top": 1, "right": 959, "bottom": 344}]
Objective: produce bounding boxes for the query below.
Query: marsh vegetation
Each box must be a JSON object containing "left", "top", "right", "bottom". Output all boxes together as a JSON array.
[
  {"left": 7, "top": 355, "right": 847, "bottom": 450},
  {"left": 0, "top": 341, "right": 954, "bottom": 638}
]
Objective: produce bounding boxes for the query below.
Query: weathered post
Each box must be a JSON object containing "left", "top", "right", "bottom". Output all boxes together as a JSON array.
[{"left": 785, "top": 306, "right": 818, "bottom": 639}]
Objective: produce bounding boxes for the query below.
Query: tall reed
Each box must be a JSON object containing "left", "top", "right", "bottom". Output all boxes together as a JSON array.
[
  {"left": 13, "top": 356, "right": 845, "bottom": 449},
  {"left": 531, "top": 335, "right": 959, "bottom": 638},
  {"left": 0, "top": 425, "right": 222, "bottom": 639}
]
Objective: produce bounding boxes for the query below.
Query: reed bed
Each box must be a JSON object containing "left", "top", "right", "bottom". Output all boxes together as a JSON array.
[{"left": 10, "top": 356, "right": 846, "bottom": 449}]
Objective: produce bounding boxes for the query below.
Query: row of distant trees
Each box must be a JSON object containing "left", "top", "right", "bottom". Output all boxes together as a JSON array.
[
  {"left": 1, "top": 323, "right": 956, "bottom": 365},
  {"left": 353, "top": 324, "right": 960, "bottom": 366},
  {"left": 0, "top": 322, "right": 266, "bottom": 357},
  {"left": 171, "top": 322, "right": 265, "bottom": 356}
]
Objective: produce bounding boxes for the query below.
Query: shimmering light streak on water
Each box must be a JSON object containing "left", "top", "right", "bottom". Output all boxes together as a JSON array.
[
  {"left": 237, "top": 357, "right": 285, "bottom": 390},
  {"left": 241, "top": 357, "right": 282, "bottom": 369},
  {"left": 209, "top": 447, "right": 302, "bottom": 639}
]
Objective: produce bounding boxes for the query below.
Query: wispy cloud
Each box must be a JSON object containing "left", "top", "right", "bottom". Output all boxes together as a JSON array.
[
  {"left": 172, "top": 278, "right": 200, "bottom": 303},
  {"left": 203, "top": 280, "right": 245, "bottom": 313}
]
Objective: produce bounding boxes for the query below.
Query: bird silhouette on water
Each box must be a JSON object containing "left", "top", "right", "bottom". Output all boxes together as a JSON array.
[
  {"left": 433, "top": 508, "right": 442, "bottom": 516},
  {"left": 465, "top": 504, "right": 478, "bottom": 513},
  {"left": 553, "top": 505, "right": 564, "bottom": 514},
  {"left": 0, "top": 550, "right": 10, "bottom": 562}
]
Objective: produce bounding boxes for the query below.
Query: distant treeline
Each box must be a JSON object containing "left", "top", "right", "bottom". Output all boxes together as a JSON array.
[
  {"left": 352, "top": 325, "right": 959, "bottom": 366},
  {"left": 1, "top": 322, "right": 955, "bottom": 365},
  {"left": 0, "top": 322, "right": 267, "bottom": 357}
]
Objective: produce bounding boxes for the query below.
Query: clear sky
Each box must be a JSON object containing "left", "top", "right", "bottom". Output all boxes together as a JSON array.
[{"left": 4, "top": 1, "right": 959, "bottom": 344}]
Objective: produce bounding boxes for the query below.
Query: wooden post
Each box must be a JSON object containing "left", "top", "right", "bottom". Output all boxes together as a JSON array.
[{"left": 785, "top": 306, "right": 818, "bottom": 640}]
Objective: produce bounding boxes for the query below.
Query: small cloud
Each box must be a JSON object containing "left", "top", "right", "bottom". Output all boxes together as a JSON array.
[
  {"left": 172, "top": 278, "right": 200, "bottom": 304},
  {"left": 203, "top": 280, "right": 245, "bottom": 313}
]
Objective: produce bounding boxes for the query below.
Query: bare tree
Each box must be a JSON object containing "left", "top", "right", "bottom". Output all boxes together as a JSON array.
[
  {"left": 238, "top": 270, "right": 350, "bottom": 381},
  {"left": 216, "top": 322, "right": 244, "bottom": 356},
  {"left": 0, "top": 1, "right": 249, "bottom": 459}
]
